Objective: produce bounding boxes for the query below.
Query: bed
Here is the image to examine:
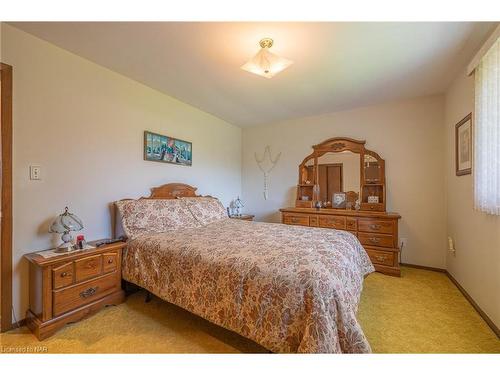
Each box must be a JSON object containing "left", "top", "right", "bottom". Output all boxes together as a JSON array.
[{"left": 116, "top": 183, "right": 374, "bottom": 353}]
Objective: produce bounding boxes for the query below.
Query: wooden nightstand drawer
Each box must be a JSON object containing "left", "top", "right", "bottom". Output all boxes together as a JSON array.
[
  {"left": 52, "top": 272, "right": 119, "bottom": 317},
  {"left": 75, "top": 254, "right": 102, "bottom": 283},
  {"left": 103, "top": 252, "right": 118, "bottom": 274},
  {"left": 52, "top": 262, "right": 74, "bottom": 289}
]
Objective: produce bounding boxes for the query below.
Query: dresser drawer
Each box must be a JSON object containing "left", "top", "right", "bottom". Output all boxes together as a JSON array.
[
  {"left": 52, "top": 262, "right": 74, "bottom": 289},
  {"left": 366, "top": 249, "right": 395, "bottom": 267},
  {"left": 358, "top": 218, "right": 394, "bottom": 234},
  {"left": 74, "top": 255, "right": 102, "bottom": 283},
  {"left": 318, "top": 216, "right": 346, "bottom": 230},
  {"left": 346, "top": 218, "right": 357, "bottom": 231},
  {"left": 360, "top": 203, "right": 384, "bottom": 212},
  {"left": 358, "top": 232, "right": 394, "bottom": 248},
  {"left": 309, "top": 215, "right": 319, "bottom": 227},
  {"left": 283, "top": 213, "right": 309, "bottom": 226},
  {"left": 103, "top": 252, "right": 118, "bottom": 274},
  {"left": 52, "top": 272, "right": 119, "bottom": 317}
]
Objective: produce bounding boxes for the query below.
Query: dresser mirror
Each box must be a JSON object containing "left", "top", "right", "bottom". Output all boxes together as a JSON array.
[
  {"left": 296, "top": 137, "right": 386, "bottom": 212},
  {"left": 303, "top": 152, "right": 360, "bottom": 204}
]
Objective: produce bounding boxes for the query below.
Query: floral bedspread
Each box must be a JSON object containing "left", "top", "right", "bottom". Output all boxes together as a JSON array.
[{"left": 122, "top": 219, "right": 374, "bottom": 353}]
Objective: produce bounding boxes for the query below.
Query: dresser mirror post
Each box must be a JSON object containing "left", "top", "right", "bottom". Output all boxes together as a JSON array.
[{"left": 283, "top": 137, "right": 401, "bottom": 277}]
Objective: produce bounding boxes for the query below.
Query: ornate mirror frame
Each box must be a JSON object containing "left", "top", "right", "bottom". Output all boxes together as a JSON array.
[{"left": 296, "top": 137, "right": 386, "bottom": 212}]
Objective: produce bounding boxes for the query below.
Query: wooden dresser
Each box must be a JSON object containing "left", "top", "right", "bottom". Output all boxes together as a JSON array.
[
  {"left": 280, "top": 208, "right": 401, "bottom": 276},
  {"left": 24, "top": 242, "right": 126, "bottom": 340},
  {"left": 281, "top": 137, "right": 402, "bottom": 277}
]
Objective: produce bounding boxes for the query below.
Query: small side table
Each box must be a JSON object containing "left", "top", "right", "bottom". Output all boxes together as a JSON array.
[
  {"left": 24, "top": 241, "right": 126, "bottom": 340},
  {"left": 230, "top": 214, "right": 255, "bottom": 221}
]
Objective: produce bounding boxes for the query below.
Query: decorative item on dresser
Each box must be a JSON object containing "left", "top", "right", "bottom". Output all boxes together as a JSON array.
[
  {"left": 24, "top": 241, "right": 126, "bottom": 340},
  {"left": 280, "top": 137, "right": 402, "bottom": 277}
]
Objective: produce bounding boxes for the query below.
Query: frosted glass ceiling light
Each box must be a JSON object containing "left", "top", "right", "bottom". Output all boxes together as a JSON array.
[{"left": 241, "top": 38, "right": 293, "bottom": 79}]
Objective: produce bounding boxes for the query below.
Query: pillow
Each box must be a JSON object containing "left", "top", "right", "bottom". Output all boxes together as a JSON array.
[
  {"left": 115, "top": 198, "right": 200, "bottom": 239},
  {"left": 180, "top": 196, "right": 228, "bottom": 225}
]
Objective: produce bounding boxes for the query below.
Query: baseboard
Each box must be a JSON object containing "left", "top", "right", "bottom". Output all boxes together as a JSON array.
[
  {"left": 445, "top": 271, "right": 500, "bottom": 339},
  {"left": 400, "top": 263, "right": 447, "bottom": 273}
]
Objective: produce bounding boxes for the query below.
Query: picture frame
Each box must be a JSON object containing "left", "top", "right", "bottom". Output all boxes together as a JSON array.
[
  {"left": 144, "top": 131, "right": 192, "bottom": 166},
  {"left": 332, "top": 192, "right": 347, "bottom": 209},
  {"left": 455, "top": 113, "right": 472, "bottom": 176}
]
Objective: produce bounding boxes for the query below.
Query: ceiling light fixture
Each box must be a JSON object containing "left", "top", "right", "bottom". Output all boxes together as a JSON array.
[{"left": 241, "top": 38, "right": 293, "bottom": 79}]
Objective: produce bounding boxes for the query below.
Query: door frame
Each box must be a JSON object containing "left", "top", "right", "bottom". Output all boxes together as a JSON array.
[{"left": 0, "top": 63, "right": 13, "bottom": 332}]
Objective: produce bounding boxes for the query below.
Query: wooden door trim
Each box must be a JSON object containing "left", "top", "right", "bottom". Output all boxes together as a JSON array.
[{"left": 0, "top": 63, "right": 13, "bottom": 332}]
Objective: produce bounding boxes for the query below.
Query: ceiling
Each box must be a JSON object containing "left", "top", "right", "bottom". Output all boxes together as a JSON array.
[{"left": 10, "top": 22, "right": 497, "bottom": 127}]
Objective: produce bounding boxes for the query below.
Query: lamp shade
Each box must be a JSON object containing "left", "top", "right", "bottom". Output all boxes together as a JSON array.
[
  {"left": 241, "top": 38, "right": 293, "bottom": 79},
  {"left": 49, "top": 207, "right": 83, "bottom": 234}
]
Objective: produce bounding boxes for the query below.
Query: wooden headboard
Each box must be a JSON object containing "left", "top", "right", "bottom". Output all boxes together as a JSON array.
[{"left": 148, "top": 183, "right": 201, "bottom": 199}]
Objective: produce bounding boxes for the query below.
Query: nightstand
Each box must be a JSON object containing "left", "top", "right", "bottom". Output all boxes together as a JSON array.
[
  {"left": 24, "top": 241, "right": 126, "bottom": 340},
  {"left": 230, "top": 214, "right": 255, "bottom": 221}
]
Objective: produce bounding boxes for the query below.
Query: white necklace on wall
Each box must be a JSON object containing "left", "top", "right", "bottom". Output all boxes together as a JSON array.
[{"left": 255, "top": 146, "right": 281, "bottom": 200}]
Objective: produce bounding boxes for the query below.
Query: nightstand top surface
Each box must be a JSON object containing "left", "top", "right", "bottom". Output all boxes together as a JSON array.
[
  {"left": 229, "top": 214, "right": 255, "bottom": 218},
  {"left": 24, "top": 241, "right": 126, "bottom": 266}
]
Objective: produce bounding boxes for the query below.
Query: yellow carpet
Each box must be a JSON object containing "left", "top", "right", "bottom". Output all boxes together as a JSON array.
[{"left": 1, "top": 267, "right": 498, "bottom": 353}]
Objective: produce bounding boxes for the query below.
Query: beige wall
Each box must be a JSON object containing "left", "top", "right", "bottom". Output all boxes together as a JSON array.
[
  {"left": 444, "top": 69, "right": 500, "bottom": 327},
  {"left": 242, "top": 96, "right": 447, "bottom": 268},
  {"left": 2, "top": 24, "right": 242, "bottom": 323}
]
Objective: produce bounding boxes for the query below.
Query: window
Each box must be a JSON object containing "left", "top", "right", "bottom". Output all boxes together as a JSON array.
[{"left": 474, "top": 36, "right": 500, "bottom": 215}]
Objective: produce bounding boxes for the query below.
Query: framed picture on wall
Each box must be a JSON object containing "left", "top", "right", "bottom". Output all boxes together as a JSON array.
[
  {"left": 455, "top": 113, "right": 472, "bottom": 176},
  {"left": 144, "top": 131, "right": 192, "bottom": 166}
]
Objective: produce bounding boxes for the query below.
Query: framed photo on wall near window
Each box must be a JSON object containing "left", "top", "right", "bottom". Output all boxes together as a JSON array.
[{"left": 455, "top": 113, "right": 472, "bottom": 176}]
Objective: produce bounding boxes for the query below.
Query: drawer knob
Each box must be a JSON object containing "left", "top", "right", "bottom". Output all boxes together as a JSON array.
[
  {"left": 61, "top": 272, "right": 68, "bottom": 278},
  {"left": 369, "top": 237, "right": 380, "bottom": 243},
  {"left": 108, "top": 259, "right": 113, "bottom": 264},
  {"left": 80, "top": 286, "right": 99, "bottom": 299},
  {"left": 87, "top": 262, "right": 96, "bottom": 269},
  {"left": 370, "top": 224, "right": 381, "bottom": 230},
  {"left": 375, "top": 255, "right": 387, "bottom": 261}
]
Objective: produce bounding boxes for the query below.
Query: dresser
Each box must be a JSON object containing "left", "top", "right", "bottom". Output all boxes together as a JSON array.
[
  {"left": 281, "top": 137, "right": 402, "bottom": 277},
  {"left": 24, "top": 241, "right": 126, "bottom": 340},
  {"left": 280, "top": 207, "right": 401, "bottom": 276}
]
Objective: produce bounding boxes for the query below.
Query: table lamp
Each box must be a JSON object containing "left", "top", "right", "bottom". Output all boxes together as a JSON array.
[{"left": 49, "top": 206, "right": 84, "bottom": 252}]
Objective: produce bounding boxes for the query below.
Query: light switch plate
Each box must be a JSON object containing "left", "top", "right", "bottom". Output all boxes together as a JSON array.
[{"left": 30, "top": 165, "right": 41, "bottom": 180}]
